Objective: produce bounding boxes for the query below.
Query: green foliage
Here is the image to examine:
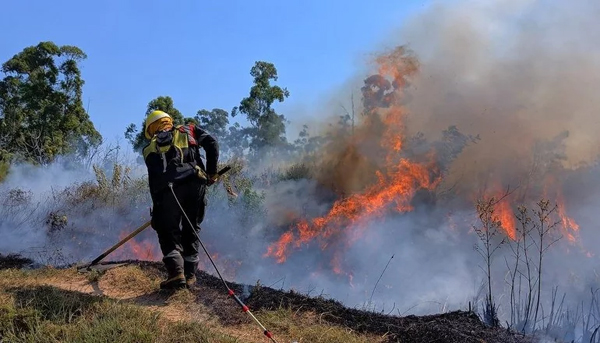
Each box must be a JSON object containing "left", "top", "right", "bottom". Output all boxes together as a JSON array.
[
  {"left": 195, "top": 108, "right": 229, "bottom": 137},
  {"left": 145, "top": 96, "right": 185, "bottom": 122},
  {"left": 122, "top": 61, "right": 300, "bottom": 163},
  {"left": 0, "top": 41, "right": 102, "bottom": 165},
  {"left": 56, "top": 162, "right": 148, "bottom": 217},
  {"left": 239, "top": 184, "right": 266, "bottom": 218},
  {"left": 0, "top": 160, "right": 9, "bottom": 182},
  {"left": 277, "top": 161, "right": 314, "bottom": 182},
  {"left": 195, "top": 108, "right": 236, "bottom": 155},
  {"left": 205, "top": 159, "right": 267, "bottom": 225},
  {"left": 226, "top": 122, "right": 250, "bottom": 157},
  {"left": 232, "top": 61, "right": 290, "bottom": 156},
  {"left": 292, "top": 125, "right": 326, "bottom": 157},
  {"left": 124, "top": 96, "right": 184, "bottom": 152},
  {"left": 183, "top": 116, "right": 197, "bottom": 125},
  {"left": 0, "top": 160, "right": 149, "bottom": 259}
]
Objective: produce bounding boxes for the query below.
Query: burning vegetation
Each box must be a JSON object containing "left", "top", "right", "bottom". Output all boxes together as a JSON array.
[
  {"left": 265, "top": 48, "right": 444, "bottom": 270},
  {"left": 259, "top": 23, "right": 600, "bottom": 338},
  {"left": 3, "top": 1, "right": 600, "bottom": 342},
  {"left": 265, "top": 43, "right": 584, "bottom": 276}
]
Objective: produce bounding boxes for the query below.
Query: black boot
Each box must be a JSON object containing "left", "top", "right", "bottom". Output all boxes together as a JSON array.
[
  {"left": 184, "top": 260, "right": 198, "bottom": 288},
  {"left": 160, "top": 272, "right": 186, "bottom": 290},
  {"left": 160, "top": 252, "right": 186, "bottom": 290}
]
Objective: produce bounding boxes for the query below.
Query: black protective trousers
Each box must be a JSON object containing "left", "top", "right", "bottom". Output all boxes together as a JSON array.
[{"left": 151, "top": 177, "right": 207, "bottom": 278}]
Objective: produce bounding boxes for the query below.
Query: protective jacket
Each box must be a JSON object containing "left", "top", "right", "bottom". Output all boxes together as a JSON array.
[{"left": 143, "top": 124, "right": 219, "bottom": 201}]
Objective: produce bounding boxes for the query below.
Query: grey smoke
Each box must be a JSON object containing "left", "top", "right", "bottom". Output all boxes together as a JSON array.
[{"left": 226, "top": 0, "right": 600, "bottom": 336}]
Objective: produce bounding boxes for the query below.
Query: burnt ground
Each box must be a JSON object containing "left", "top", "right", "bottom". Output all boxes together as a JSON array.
[
  {"left": 0, "top": 253, "right": 34, "bottom": 270},
  {"left": 113, "top": 260, "right": 535, "bottom": 343},
  {"left": 194, "top": 268, "right": 535, "bottom": 343},
  {"left": 1, "top": 255, "right": 538, "bottom": 343}
]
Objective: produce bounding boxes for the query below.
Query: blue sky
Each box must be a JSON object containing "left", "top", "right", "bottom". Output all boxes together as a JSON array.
[{"left": 1, "top": 0, "right": 427, "bottom": 146}]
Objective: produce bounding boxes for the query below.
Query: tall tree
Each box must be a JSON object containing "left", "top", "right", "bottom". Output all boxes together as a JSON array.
[
  {"left": 195, "top": 108, "right": 229, "bottom": 138},
  {"left": 293, "top": 124, "right": 325, "bottom": 156},
  {"left": 195, "top": 108, "right": 233, "bottom": 156},
  {"left": 124, "top": 95, "right": 189, "bottom": 152},
  {"left": 232, "top": 61, "right": 290, "bottom": 156},
  {"left": 226, "top": 122, "right": 250, "bottom": 158},
  {"left": 0, "top": 41, "right": 102, "bottom": 165}
]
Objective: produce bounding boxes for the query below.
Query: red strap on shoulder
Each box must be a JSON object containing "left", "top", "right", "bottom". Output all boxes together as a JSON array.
[{"left": 186, "top": 124, "right": 197, "bottom": 145}]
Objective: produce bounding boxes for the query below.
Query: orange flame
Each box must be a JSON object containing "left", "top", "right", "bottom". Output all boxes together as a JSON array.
[
  {"left": 111, "top": 230, "right": 161, "bottom": 261},
  {"left": 265, "top": 45, "right": 591, "bottom": 277},
  {"left": 266, "top": 154, "right": 441, "bottom": 264},
  {"left": 264, "top": 48, "right": 441, "bottom": 272},
  {"left": 266, "top": 111, "right": 441, "bottom": 267},
  {"left": 495, "top": 195, "right": 517, "bottom": 240},
  {"left": 555, "top": 192, "right": 580, "bottom": 243},
  {"left": 543, "top": 176, "right": 580, "bottom": 243}
]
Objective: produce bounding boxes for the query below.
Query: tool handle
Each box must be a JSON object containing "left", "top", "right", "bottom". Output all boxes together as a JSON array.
[
  {"left": 89, "top": 220, "right": 152, "bottom": 266},
  {"left": 207, "top": 165, "right": 232, "bottom": 184},
  {"left": 217, "top": 165, "right": 231, "bottom": 175}
]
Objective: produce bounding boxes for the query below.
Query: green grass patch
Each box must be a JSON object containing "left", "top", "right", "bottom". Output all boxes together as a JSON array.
[{"left": 0, "top": 285, "right": 237, "bottom": 343}]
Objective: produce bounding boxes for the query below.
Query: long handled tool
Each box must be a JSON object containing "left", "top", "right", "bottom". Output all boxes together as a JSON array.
[
  {"left": 77, "top": 165, "right": 232, "bottom": 273},
  {"left": 168, "top": 181, "right": 279, "bottom": 343},
  {"left": 76, "top": 220, "right": 152, "bottom": 272}
]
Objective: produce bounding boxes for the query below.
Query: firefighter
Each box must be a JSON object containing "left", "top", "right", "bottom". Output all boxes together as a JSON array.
[{"left": 143, "top": 110, "right": 219, "bottom": 290}]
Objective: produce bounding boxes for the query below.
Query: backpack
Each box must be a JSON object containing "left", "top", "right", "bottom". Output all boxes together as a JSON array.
[{"left": 143, "top": 124, "right": 199, "bottom": 173}]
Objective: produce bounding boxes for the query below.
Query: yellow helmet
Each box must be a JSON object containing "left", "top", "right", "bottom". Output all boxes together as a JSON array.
[{"left": 144, "top": 110, "right": 171, "bottom": 139}]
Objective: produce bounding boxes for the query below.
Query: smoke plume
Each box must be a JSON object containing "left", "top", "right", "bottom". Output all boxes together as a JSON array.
[
  {"left": 399, "top": 0, "right": 600, "bottom": 189},
  {"left": 258, "top": 0, "right": 600, "bottom": 338}
]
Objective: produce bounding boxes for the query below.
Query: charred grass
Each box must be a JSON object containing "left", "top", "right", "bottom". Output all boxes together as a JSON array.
[
  {"left": 130, "top": 260, "right": 536, "bottom": 343},
  {"left": 0, "top": 254, "right": 34, "bottom": 270}
]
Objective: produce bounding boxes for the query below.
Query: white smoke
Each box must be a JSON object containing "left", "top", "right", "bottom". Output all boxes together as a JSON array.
[{"left": 0, "top": 150, "right": 151, "bottom": 264}]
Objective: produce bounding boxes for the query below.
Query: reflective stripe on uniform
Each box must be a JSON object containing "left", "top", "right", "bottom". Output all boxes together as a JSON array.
[{"left": 143, "top": 126, "right": 190, "bottom": 161}]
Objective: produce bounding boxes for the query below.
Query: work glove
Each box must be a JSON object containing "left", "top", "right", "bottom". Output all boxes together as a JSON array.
[
  {"left": 194, "top": 165, "right": 219, "bottom": 186},
  {"left": 194, "top": 165, "right": 208, "bottom": 181}
]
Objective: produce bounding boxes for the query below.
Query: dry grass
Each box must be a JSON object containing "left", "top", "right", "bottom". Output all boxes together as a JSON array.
[
  {"left": 257, "top": 307, "right": 386, "bottom": 343},
  {"left": 0, "top": 264, "right": 387, "bottom": 343},
  {"left": 0, "top": 286, "right": 236, "bottom": 343},
  {"left": 97, "top": 265, "right": 159, "bottom": 294}
]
